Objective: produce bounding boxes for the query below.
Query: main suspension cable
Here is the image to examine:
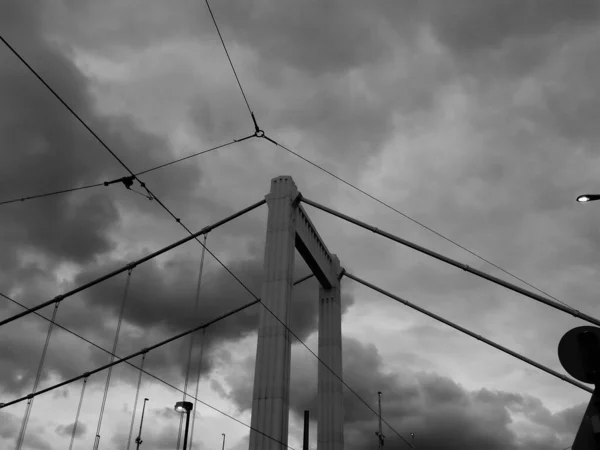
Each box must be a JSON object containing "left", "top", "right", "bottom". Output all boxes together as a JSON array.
[
  {"left": 0, "top": 198, "right": 266, "bottom": 329},
  {"left": 344, "top": 272, "right": 592, "bottom": 394},
  {"left": 301, "top": 196, "right": 599, "bottom": 327}
]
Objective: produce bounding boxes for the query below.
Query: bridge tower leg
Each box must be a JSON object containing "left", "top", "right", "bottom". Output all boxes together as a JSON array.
[
  {"left": 249, "top": 176, "right": 298, "bottom": 450},
  {"left": 318, "top": 256, "right": 344, "bottom": 450}
]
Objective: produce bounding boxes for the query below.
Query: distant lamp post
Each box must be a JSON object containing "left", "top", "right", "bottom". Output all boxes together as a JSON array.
[
  {"left": 174, "top": 401, "right": 193, "bottom": 450},
  {"left": 577, "top": 194, "right": 600, "bottom": 203},
  {"left": 410, "top": 432, "right": 415, "bottom": 448},
  {"left": 221, "top": 433, "right": 226, "bottom": 450},
  {"left": 135, "top": 398, "right": 149, "bottom": 450}
]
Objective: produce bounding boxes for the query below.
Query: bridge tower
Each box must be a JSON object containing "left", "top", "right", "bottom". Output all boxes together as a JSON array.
[{"left": 249, "top": 176, "right": 344, "bottom": 450}]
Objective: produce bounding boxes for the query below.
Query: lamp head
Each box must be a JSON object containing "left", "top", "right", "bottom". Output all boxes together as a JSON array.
[
  {"left": 174, "top": 401, "right": 193, "bottom": 413},
  {"left": 577, "top": 194, "right": 600, "bottom": 203}
]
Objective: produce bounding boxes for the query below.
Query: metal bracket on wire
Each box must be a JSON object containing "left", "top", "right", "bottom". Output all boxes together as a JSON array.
[{"left": 103, "top": 175, "right": 153, "bottom": 200}]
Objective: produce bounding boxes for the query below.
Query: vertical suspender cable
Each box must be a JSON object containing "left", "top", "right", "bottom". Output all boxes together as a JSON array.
[
  {"left": 15, "top": 301, "right": 60, "bottom": 450},
  {"left": 188, "top": 327, "right": 207, "bottom": 450},
  {"left": 126, "top": 353, "right": 147, "bottom": 450},
  {"left": 176, "top": 235, "right": 208, "bottom": 450},
  {"left": 93, "top": 270, "right": 133, "bottom": 450},
  {"left": 69, "top": 376, "right": 89, "bottom": 450}
]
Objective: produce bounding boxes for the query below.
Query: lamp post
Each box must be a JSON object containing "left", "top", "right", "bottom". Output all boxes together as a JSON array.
[
  {"left": 221, "top": 433, "right": 226, "bottom": 450},
  {"left": 174, "top": 401, "right": 193, "bottom": 450},
  {"left": 135, "top": 398, "right": 149, "bottom": 450},
  {"left": 577, "top": 194, "right": 600, "bottom": 203},
  {"left": 410, "top": 432, "right": 415, "bottom": 448}
]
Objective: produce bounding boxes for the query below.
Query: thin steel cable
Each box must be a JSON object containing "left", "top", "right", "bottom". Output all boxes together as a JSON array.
[
  {"left": 262, "top": 134, "right": 576, "bottom": 313},
  {"left": 0, "top": 299, "right": 296, "bottom": 450},
  {"left": 203, "top": 0, "right": 253, "bottom": 117},
  {"left": 68, "top": 376, "right": 88, "bottom": 450},
  {"left": 93, "top": 270, "right": 133, "bottom": 450},
  {"left": 0, "top": 198, "right": 266, "bottom": 329},
  {"left": 15, "top": 301, "right": 60, "bottom": 450},
  {"left": 176, "top": 234, "right": 208, "bottom": 450},
  {"left": 126, "top": 354, "right": 146, "bottom": 450},
  {"left": 0, "top": 136, "right": 254, "bottom": 207},
  {"left": 189, "top": 327, "right": 206, "bottom": 450}
]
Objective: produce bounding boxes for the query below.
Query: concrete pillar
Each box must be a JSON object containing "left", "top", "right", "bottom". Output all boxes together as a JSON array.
[
  {"left": 318, "top": 256, "right": 344, "bottom": 450},
  {"left": 249, "top": 176, "right": 298, "bottom": 450}
]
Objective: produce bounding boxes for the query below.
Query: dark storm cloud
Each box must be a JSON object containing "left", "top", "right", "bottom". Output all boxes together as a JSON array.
[
  {"left": 55, "top": 420, "right": 86, "bottom": 438},
  {"left": 0, "top": 0, "right": 200, "bottom": 277},
  {"left": 224, "top": 336, "right": 582, "bottom": 449},
  {"left": 0, "top": 248, "right": 354, "bottom": 395}
]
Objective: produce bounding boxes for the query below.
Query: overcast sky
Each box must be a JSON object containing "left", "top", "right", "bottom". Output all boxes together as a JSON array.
[{"left": 2, "top": 1, "right": 600, "bottom": 449}]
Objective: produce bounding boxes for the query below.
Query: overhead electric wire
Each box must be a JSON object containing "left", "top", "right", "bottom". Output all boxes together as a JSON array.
[
  {"left": 300, "top": 196, "right": 600, "bottom": 327},
  {"left": 261, "top": 135, "right": 576, "bottom": 313},
  {"left": 344, "top": 272, "right": 593, "bottom": 394},
  {"left": 0, "top": 136, "right": 255, "bottom": 207},
  {"left": 0, "top": 289, "right": 323, "bottom": 450},
  {"left": 203, "top": 0, "right": 253, "bottom": 118},
  {"left": 0, "top": 198, "right": 266, "bottom": 328}
]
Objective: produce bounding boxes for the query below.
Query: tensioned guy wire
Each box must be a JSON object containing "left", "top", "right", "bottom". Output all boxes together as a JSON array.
[
  {"left": 93, "top": 270, "right": 133, "bottom": 450},
  {"left": 126, "top": 354, "right": 147, "bottom": 450},
  {"left": 69, "top": 376, "right": 89, "bottom": 450},
  {"left": 15, "top": 301, "right": 60, "bottom": 450},
  {"left": 176, "top": 234, "right": 208, "bottom": 450}
]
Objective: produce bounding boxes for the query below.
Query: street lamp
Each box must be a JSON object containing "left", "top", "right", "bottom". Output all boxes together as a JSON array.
[
  {"left": 577, "top": 194, "right": 600, "bottom": 203},
  {"left": 135, "top": 398, "right": 149, "bottom": 450},
  {"left": 221, "top": 433, "right": 226, "bottom": 450},
  {"left": 174, "top": 401, "right": 193, "bottom": 450}
]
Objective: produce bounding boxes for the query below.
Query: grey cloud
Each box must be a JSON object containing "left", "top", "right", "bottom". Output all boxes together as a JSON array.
[
  {"left": 224, "top": 335, "right": 581, "bottom": 449},
  {"left": 0, "top": 247, "right": 354, "bottom": 395},
  {"left": 55, "top": 420, "right": 87, "bottom": 438}
]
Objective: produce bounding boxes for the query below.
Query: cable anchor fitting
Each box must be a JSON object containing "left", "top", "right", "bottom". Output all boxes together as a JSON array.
[{"left": 251, "top": 112, "right": 264, "bottom": 137}]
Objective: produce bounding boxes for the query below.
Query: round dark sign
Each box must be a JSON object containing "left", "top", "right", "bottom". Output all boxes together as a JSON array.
[{"left": 558, "top": 326, "right": 600, "bottom": 384}]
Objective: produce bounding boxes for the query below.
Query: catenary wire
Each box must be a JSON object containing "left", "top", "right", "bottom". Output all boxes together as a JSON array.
[
  {"left": 204, "top": 0, "right": 253, "bottom": 118},
  {"left": 0, "top": 295, "right": 308, "bottom": 449},
  {"left": 0, "top": 136, "right": 254, "bottom": 207},
  {"left": 261, "top": 135, "right": 576, "bottom": 313}
]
